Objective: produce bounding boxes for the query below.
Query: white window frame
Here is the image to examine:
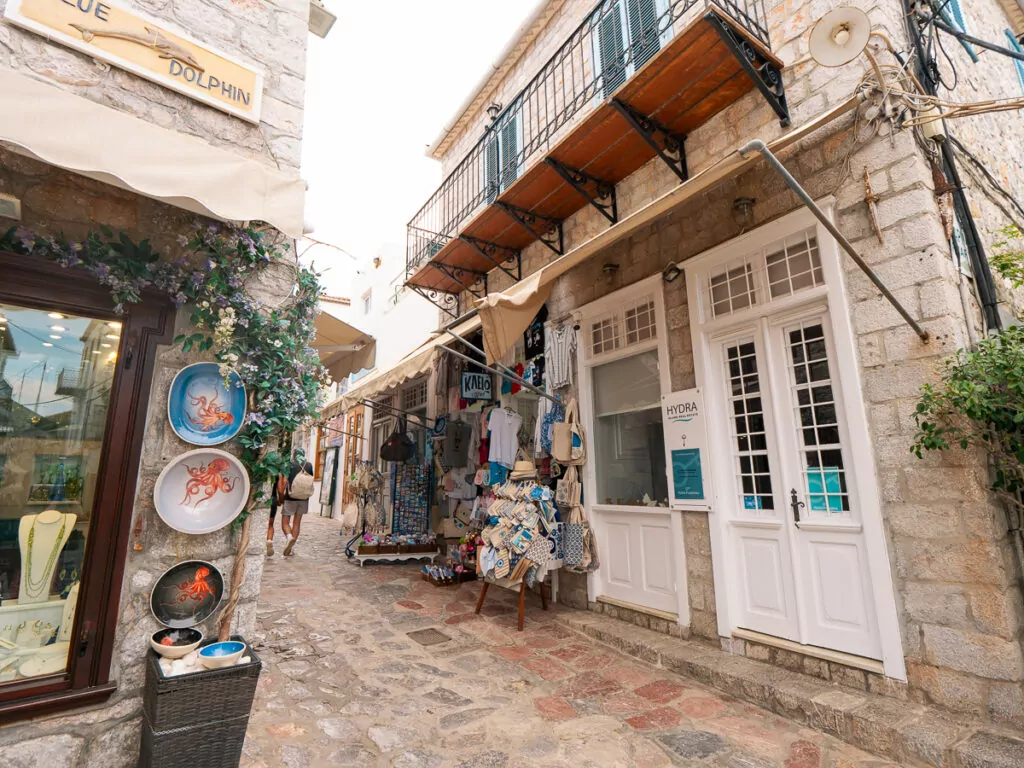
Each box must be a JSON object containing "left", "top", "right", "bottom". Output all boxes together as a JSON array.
[
  {"left": 683, "top": 200, "right": 906, "bottom": 680},
  {"left": 576, "top": 274, "right": 690, "bottom": 624}
]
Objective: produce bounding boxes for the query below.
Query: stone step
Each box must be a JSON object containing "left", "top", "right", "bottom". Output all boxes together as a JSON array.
[{"left": 555, "top": 611, "right": 1024, "bottom": 768}]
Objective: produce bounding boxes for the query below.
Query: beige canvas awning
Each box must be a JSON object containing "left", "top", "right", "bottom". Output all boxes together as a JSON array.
[
  {"left": 339, "top": 313, "right": 482, "bottom": 411},
  {"left": 313, "top": 311, "right": 375, "bottom": 381},
  {"left": 0, "top": 69, "right": 305, "bottom": 237},
  {"left": 474, "top": 97, "right": 860, "bottom": 363}
]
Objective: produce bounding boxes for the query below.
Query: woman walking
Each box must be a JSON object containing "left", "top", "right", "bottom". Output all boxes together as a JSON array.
[{"left": 280, "top": 450, "right": 315, "bottom": 556}]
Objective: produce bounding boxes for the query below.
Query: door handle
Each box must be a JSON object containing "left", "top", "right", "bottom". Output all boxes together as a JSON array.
[{"left": 789, "top": 488, "right": 805, "bottom": 523}]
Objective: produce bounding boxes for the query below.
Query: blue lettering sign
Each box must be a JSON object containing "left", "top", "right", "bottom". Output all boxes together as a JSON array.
[{"left": 94, "top": 1, "right": 110, "bottom": 20}]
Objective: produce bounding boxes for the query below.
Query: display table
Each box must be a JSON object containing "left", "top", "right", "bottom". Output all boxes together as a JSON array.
[{"left": 353, "top": 551, "right": 439, "bottom": 567}]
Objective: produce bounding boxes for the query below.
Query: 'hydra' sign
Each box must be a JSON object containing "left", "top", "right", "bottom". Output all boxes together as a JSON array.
[
  {"left": 4, "top": 0, "right": 264, "bottom": 122},
  {"left": 661, "top": 388, "right": 712, "bottom": 511}
]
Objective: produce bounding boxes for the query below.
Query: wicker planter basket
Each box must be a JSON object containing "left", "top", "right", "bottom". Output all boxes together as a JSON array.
[
  {"left": 143, "top": 636, "right": 261, "bottom": 732},
  {"left": 139, "top": 712, "right": 249, "bottom": 768}
]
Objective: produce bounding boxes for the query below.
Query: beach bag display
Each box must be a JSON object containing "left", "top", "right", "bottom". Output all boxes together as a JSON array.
[
  {"left": 555, "top": 465, "right": 581, "bottom": 508},
  {"left": 509, "top": 448, "right": 537, "bottom": 481},
  {"left": 539, "top": 402, "right": 563, "bottom": 456},
  {"left": 289, "top": 467, "right": 315, "bottom": 500},
  {"left": 552, "top": 398, "right": 585, "bottom": 465},
  {"left": 380, "top": 417, "right": 415, "bottom": 462},
  {"left": 562, "top": 505, "right": 588, "bottom": 567}
]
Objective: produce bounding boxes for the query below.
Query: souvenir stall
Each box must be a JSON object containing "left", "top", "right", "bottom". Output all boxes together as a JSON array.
[
  {"left": 419, "top": 310, "right": 600, "bottom": 616},
  {"left": 351, "top": 400, "right": 439, "bottom": 566}
]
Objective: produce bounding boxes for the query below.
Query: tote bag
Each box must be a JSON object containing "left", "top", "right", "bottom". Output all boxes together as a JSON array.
[
  {"left": 555, "top": 465, "right": 581, "bottom": 509},
  {"left": 552, "top": 398, "right": 585, "bottom": 465}
]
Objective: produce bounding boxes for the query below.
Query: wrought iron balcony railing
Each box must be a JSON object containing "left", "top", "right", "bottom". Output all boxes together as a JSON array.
[{"left": 406, "top": 0, "right": 785, "bottom": 312}]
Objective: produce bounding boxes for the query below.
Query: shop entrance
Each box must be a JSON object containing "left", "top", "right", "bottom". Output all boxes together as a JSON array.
[{"left": 686, "top": 206, "right": 903, "bottom": 673}]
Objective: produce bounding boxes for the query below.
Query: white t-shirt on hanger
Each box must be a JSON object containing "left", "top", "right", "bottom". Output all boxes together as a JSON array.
[{"left": 487, "top": 407, "right": 522, "bottom": 469}]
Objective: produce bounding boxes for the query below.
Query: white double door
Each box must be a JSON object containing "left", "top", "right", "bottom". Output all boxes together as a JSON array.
[{"left": 710, "top": 308, "right": 882, "bottom": 660}]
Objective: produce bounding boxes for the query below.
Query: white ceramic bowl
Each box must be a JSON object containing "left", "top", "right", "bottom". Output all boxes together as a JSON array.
[
  {"left": 198, "top": 640, "right": 246, "bottom": 669},
  {"left": 153, "top": 448, "right": 250, "bottom": 534},
  {"left": 151, "top": 628, "right": 204, "bottom": 659}
]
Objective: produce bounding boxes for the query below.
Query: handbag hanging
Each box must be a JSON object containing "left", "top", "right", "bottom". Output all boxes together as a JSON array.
[
  {"left": 380, "top": 416, "right": 415, "bottom": 462},
  {"left": 555, "top": 465, "right": 581, "bottom": 508},
  {"left": 562, "top": 505, "right": 588, "bottom": 567},
  {"left": 552, "top": 397, "right": 586, "bottom": 466}
]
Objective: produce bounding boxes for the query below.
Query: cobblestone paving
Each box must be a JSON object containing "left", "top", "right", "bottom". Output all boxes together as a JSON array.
[{"left": 243, "top": 516, "right": 906, "bottom": 767}]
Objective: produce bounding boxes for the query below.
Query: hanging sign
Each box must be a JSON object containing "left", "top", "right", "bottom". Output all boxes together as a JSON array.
[
  {"left": 661, "top": 388, "right": 712, "bottom": 511},
  {"left": 461, "top": 371, "right": 492, "bottom": 401},
  {"left": 4, "top": 0, "right": 264, "bottom": 122}
]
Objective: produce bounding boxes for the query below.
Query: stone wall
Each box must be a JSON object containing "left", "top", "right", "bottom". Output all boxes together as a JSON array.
[
  {"left": 431, "top": 0, "right": 1024, "bottom": 728},
  {"left": 0, "top": 149, "right": 280, "bottom": 763},
  {"left": 0, "top": 0, "right": 307, "bottom": 172}
]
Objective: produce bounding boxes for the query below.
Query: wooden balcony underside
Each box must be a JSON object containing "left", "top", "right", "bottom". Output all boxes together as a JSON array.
[{"left": 408, "top": 10, "right": 783, "bottom": 294}]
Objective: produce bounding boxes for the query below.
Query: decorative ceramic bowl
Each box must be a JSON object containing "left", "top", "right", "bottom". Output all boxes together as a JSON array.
[
  {"left": 168, "top": 362, "right": 246, "bottom": 446},
  {"left": 151, "top": 560, "right": 225, "bottom": 628},
  {"left": 150, "top": 627, "right": 204, "bottom": 659},
  {"left": 154, "top": 448, "right": 249, "bottom": 534},
  {"left": 198, "top": 640, "right": 246, "bottom": 669}
]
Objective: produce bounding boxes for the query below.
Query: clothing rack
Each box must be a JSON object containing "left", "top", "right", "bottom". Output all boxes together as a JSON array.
[{"left": 444, "top": 329, "right": 562, "bottom": 407}]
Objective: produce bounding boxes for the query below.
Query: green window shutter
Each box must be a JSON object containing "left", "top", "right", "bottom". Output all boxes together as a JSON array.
[
  {"left": 599, "top": 3, "right": 627, "bottom": 99},
  {"left": 500, "top": 117, "right": 519, "bottom": 190},
  {"left": 627, "top": 0, "right": 660, "bottom": 70},
  {"left": 484, "top": 133, "right": 500, "bottom": 203}
]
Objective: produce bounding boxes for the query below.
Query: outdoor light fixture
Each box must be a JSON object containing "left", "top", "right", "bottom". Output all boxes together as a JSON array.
[
  {"left": 486, "top": 102, "right": 503, "bottom": 121},
  {"left": 601, "top": 263, "right": 619, "bottom": 276},
  {"left": 662, "top": 262, "right": 682, "bottom": 283},
  {"left": 308, "top": 0, "right": 336, "bottom": 38},
  {"left": 732, "top": 197, "right": 756, "bottom": 229}
]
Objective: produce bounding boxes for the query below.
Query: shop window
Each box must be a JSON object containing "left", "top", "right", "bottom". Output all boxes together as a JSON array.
[
  {"left": 765, "top": 233, "right": 823, "bottom": 299},
  {"left": 402, "top": 380, "right": 427, "bottom": 411},
  {"left": 0, "top": 254, "right": 168, "bottom": 718},
  {"left": 710, "top": 261, "right": 758, "bottom": 317},
  {"left": 314, "top": 425, "right": 328, "bottom": 480},
  {"left": 591, "top": 349, "right": 667, "bottom": 505},
  {"left": 587, "top": 294, "right": 656, "bottom": 358}
]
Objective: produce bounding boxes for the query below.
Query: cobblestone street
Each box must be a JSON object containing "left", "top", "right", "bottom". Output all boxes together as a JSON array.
[{"left": 243, "top": 516, "right": 902, "bottom": 767}]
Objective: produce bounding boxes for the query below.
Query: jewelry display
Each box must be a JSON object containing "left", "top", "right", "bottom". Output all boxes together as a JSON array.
[{"left": 17, "top": 510, "right": 76, "bottom": 605}]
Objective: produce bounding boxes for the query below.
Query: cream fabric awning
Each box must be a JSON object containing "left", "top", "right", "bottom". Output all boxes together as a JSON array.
[
  {"left": 313, "top": 311, "right": 375, "bottom": 382},
  {"left": 338, "top": 314, "right": 482, "bottom": 411},
  {"left": 474, "top": 98, "right": 860, "bottom": 363},
  {"left": 0, "top": 69, "right": 305, "bottom": 237}
]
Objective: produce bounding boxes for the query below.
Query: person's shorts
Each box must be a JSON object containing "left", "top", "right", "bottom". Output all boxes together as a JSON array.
[{"left": 281, "top": 499, "right": 309, "bottom": 516}]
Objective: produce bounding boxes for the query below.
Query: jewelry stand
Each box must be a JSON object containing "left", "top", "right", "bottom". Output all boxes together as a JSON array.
[{"left": 18, "top": 509, "right": 76, "bottom": 605}]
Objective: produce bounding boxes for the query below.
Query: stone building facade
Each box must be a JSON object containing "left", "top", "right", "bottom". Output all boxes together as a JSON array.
[
  {"left": 410, "top": 0, "right": 1024, "bottom": 733},
  {"left": 0, "top": 0, "right": 309, "bottom": 762}
]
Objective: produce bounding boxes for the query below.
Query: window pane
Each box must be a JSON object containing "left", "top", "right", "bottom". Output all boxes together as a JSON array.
[
  {"left": 593, "top": 407, "right": 667, "bottom": 506},
  {"left": 592, "top": 349, "right": 666, "bottom": 506},
  {"left": 724, "top": 340, "right": 774, "bottom": 512},
  {"left": 592, "top": 349, "right": 660, "bottom": 416},
  {"left": 0, "top": 303, "right": 117, "bottom": 684}
]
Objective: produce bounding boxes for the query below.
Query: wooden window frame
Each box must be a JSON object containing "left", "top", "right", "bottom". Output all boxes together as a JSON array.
[
  {"left": 314, "top": 425, "right": 327, "bottom": 480},
  {"left": 0, "top": 252, "right": 172, "bottom": 722}
]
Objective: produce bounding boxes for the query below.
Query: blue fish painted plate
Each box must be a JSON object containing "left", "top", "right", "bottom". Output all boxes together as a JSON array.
[{"left": 168, "top": 363, "right": 246, "bottom": 446}]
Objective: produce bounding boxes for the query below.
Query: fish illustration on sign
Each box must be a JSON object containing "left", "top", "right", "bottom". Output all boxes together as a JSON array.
[{"left": 69, "top": 23, "right": 204, "bottom": 71}]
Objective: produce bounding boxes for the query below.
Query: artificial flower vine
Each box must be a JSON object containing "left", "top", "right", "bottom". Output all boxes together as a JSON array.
[{"left": 0, "top": 222, "right": 329, "bottom": 527}]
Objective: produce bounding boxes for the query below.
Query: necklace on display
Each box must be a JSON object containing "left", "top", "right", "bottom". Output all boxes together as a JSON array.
[{"left": 23, "top": 515, "right": 68, "bottom": 599}]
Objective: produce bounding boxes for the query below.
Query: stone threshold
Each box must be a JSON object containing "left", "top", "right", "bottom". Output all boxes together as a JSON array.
[{"left": 556, "top": 611, "right": 1024, "bottom": 768}]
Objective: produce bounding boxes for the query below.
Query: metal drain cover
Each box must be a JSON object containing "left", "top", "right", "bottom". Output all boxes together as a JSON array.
[{"left": 407, "top": 628, "right": 452, "bottom": 646}]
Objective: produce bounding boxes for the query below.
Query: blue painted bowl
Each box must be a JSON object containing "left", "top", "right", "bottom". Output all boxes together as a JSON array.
[
  {"left": 198, "top": 640, "right": 246, "bottom": 669},
  {"left": 168, "top": 363, "right": 246, "bottom": 446}
]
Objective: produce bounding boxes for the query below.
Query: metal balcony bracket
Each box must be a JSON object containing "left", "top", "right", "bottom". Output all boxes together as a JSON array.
[
  {"left": 544, "top": 157, "right": 618, "bottom": 225},
  {"left": 495, "top": 202, "right": 564, "bottom": 256},
  {"left": 705, "top": 10, "right": 790, "bottom": 128},
  {"left": 458, "top": 235, "right": 522, "bottom": 282},
  {"left": 610, "top": 100, "right": 689, "bottom": 183},
  {"left": 408, "top": 284, "right": 461, "bottom": 320},
  {"left": 430, "top": 262, "right": 488, "bottom": 299}
]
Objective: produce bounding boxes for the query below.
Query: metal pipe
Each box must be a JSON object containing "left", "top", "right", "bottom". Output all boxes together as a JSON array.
[
  {"left": 738, "top": 139, "right": 930, "bottom": 343},
  {"left": 931, "top": 19, "right": 1024, "bottom": 62},
  {"left": 441, "top": 341, "right": 561, "bottom": 406}
]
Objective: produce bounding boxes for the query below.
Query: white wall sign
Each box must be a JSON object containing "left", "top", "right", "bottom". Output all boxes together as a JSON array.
[
  {"left": 461, "top": 371, "right": 492, "bottom": 401},
  {"left": 661, "top": 387, "right": 712, "bottom": 511}
]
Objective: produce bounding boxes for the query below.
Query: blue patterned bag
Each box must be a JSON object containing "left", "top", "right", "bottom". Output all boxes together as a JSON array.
[{"left": 540, "top": 402, "right": 563, "bottom": 456}]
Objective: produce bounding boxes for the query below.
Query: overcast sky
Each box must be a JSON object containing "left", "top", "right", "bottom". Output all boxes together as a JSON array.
[{"left": 300, "top": 0, "right": 536, "bottom": 296}]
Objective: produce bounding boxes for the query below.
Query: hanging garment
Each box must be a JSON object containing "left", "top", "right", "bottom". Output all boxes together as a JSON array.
[
  {"left": 546, "top": 323, "right": 576, "bottom": 389},
  {"left": 524, "top": 306, "right": 548, "bottom": 359},
  {"left": 488, "top": 407, "right": 522, "bottom": 469},
  {"left": 447, "top": 420, "right": 472, "bottom": 468},
  {"left": 511, "top": 362, "right": 524, "bottom": 395},
  {"left": 534, "top": 396, "right": 551, "bottom": 457}
]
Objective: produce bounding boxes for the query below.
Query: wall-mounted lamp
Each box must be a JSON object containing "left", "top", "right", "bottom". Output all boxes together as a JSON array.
[
  {"left": 662, "top": 261, "right": 682, "bottom": 283},
  {"left": 486, "top": 102, "right": 503, "bottom": 121},
  {"left": 308, "top": 0, "right": 336, "bottom": 38},
  {"left": 732, "top": 197, "right": 756, "bottom": 230},
  {"left": 601, "top": 263, "right": 619, "bottom": 276}
]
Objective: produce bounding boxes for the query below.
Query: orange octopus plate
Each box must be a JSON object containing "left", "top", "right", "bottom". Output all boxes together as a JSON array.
[
  {"left": 151, "top": 561, "right": 225, "bottom": 628},
  {"left": 168, "top": 363, "right": 246, "bottom": 446},
  {"left": 154, "top": 448, "right": 250, "bottom": 534}
]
